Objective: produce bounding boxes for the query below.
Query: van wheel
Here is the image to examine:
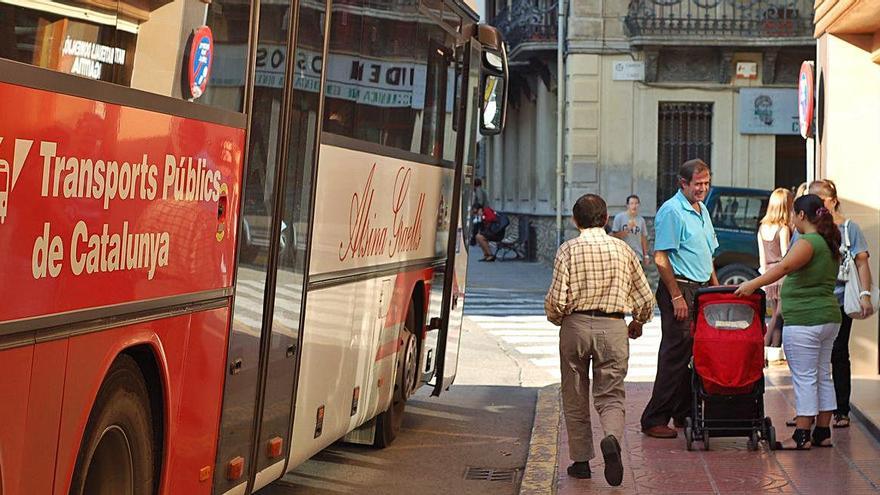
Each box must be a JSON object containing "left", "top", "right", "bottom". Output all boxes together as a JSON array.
[
  {"left": 374, "top": 301, "right": 418, "bottom": 448},
  {"left": 69, "top": 355, "right": 155, "bottom": 495},
  {"left": 717, "top": 264, "right": 758, "bottom": 286}
]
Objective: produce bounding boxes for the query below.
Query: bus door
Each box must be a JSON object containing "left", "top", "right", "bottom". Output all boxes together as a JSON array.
[
  {"left": 212, "top": 0, "right": 324, "bottom": 491},
  {"left": 433, "top": 27, "right": 507, "bottom": 395},
  {"left": 432, "top": 40, "right": 481, "bottom": 395}
]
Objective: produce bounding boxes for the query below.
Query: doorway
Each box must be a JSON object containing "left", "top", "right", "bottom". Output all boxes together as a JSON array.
[{"left": 775, "top": 135, "right": 807, "bottom": 191}]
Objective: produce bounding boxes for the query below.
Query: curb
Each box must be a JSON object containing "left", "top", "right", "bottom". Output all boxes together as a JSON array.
[
  {"left": 519, "top": 383, "right": 560, "bottom": 495},
  {"left": 851, "top": 403, "right": 880, "bottom": 444}
]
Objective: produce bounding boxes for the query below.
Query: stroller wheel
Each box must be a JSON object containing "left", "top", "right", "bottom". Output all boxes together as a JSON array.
[
  {"left": 702, "top": 430, "right": 710, "bottom": 451},
  {"left": 747, "top": 432, "right": 759, "bottom": 451},
  {"left": 684, "top": 426, "right": 693, "bottom": 451},
  {"left": 767, "top": 426, "right": 777, "bottom": 450}
]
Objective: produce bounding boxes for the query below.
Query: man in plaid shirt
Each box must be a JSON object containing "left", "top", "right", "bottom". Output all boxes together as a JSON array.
[{"left": 545, "top": 194, "right": 655, "bottom": 486}]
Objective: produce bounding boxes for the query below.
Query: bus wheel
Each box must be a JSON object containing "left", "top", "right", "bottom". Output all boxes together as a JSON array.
[
  {"left": 69, "top": 354, "right": 155, "bottom": 495},
  {"left": 374, "top": 301, "right": 418, "bottom": 448}
]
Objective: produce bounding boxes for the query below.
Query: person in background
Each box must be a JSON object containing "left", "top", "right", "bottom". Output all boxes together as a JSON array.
[
  {"left": 810, "top": 179, "right": 874, "bottom": 429},
  {"left": 795, "top": 182, "right": 808, "bottom": 200},
  {"left": 759, "top": 188, "right": 793, "bottom": 353},
  {"left": 475, "top": 206, "right": 507, "bottom": 262},
  {"left": 545, "top": 193, "right": 654, "bottom": 485},
  {"left": 470, "top": 178, "right": 489, "bottom": 246},
  {"left": 736, "top": 194, "right": 841, "bottom": 449},
  {"left": 612, "top": 194, "right": 651, "bottom": 266},
  {"left": 640, "top": 159, "right": 718, "bottom": 439}
]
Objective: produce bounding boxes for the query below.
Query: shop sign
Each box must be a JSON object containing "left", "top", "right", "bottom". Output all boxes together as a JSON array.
[
  {"left": 798, "top": 61, "right": 814, "bottom": 139},
  {"left": 186, "top": 26, "right": 215, "bottom": 99},
  {"left": 738, "top": 88, "right": 799, "bottom": 135}
]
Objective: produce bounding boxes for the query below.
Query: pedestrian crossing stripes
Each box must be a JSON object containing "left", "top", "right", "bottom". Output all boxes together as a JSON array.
[
  {"left": 463, "top": 288, "right": 547, "bottom": 316},
  {"left": 464, "top": 288, "right": 662, "bottom": 384}
]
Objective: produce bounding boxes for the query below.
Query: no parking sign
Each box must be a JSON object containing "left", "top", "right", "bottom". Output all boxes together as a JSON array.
[{"left": 186, "top": 26, "right": 214, "bottom": 99}]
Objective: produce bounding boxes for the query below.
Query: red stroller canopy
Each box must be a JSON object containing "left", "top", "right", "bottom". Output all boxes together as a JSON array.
[{"left": 692, "top": 287, "right": 766, "bottom": 395}]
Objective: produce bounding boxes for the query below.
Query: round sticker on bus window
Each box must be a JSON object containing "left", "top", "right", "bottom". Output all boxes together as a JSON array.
[{"left": 187, "top": 26, "right": 214, "bottom": 99}]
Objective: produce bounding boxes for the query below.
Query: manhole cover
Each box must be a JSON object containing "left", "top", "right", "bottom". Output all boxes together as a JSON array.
[{"left": 464, "top": 467, "right": 519, "bottom": 482}]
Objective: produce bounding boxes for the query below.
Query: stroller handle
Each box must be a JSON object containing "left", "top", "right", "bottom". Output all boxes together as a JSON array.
[{"left": 695, "top": 286, "right": 766, "bottom": 297}]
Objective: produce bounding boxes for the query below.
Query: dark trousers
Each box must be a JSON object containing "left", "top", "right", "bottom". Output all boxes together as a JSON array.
[
  {"left": 641, "top": 281, "right": 700, "bottom": 429},
  {"left": 832, "top": 307, "right": 854, "bottom": 416}
]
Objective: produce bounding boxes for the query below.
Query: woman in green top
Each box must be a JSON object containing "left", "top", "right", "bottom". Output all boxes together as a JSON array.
[{"left": 736, "top": 194, "right": 842, "bottom": 450}]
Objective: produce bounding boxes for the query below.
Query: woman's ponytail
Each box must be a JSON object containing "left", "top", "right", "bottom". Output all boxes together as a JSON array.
[{"left": 794, "top": 194, "right": 841, "bottom": 260}]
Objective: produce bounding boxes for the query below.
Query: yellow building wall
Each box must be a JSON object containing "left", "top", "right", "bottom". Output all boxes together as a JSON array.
[
  {"left": 818, "top": 33, "right": 880, "bottom": 377},
  {"left": 583, "top": 53, "right": 777, "bottom": 213}
]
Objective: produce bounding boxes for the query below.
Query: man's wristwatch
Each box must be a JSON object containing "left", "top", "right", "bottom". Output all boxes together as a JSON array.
[{"left": 859, "top": 290, "right": 872, "bottom": 299}]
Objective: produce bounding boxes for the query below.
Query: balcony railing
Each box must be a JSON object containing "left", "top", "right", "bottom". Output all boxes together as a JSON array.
[
  {"left": 624, "top": 0, "right": 814, "bottom": 41},
  {"left": 494, "top": 0, "right": 558, "bottom": 55}
]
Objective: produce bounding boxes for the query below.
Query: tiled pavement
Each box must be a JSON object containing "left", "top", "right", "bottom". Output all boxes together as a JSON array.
[
  {"left": 554, "top": 367, "right": 880, "bottom": 494},
  {"left": 464, "top": 248, "right": 880, "bottom": 494}
]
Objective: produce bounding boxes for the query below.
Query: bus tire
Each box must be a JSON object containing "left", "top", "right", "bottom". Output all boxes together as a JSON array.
[
  {"left": 374, "top": 300, "right": 418, "bottom": 448},
  {"left": 69, "top": 354, "right": 155, "bottom": 495}
]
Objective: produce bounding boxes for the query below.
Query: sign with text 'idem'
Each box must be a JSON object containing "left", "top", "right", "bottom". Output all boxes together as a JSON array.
[{"left": 0, "top": 82, "right": 245, "bottom": 323}]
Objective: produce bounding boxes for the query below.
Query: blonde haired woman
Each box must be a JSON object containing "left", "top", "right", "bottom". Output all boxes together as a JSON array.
[
  {"left": 809, "top": 179, "right": 874, "bottom": 428},
  {"left": 760, "top": 188, "right": 793, "bottom": 350}
]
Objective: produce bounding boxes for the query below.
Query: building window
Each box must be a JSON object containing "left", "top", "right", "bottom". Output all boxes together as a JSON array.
[{"left": 657, "top": 102, "right": 713, "bottom": 207}]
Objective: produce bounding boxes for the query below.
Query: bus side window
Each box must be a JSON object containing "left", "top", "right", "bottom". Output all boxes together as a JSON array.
[
  {"left": 0, "top": 3, "right": 121, "bottom": 82},
  {"left": 121, "top": 0, "right": 251, "bottom": 112},
  {"left": 321, "top": 0, "right": 459, "bottom": 162},
  {"left": 0, "top": 1, "right": 251, "bottom": 113}
]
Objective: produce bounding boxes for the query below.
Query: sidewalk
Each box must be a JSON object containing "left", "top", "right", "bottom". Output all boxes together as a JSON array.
[
  {"left": 466, "top": 246, "right": 552, "bottom": 291},
  {"left": 463, "top": 247, "right": 880, "bottom": 494},
  {"left": 522, "top": 366, "right": 880, "bottom": 494}
]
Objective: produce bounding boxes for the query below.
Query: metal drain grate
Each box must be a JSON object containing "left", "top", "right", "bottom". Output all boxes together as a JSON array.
[{"left": 464, "top": 467, "right": 519, "bottom": 483}]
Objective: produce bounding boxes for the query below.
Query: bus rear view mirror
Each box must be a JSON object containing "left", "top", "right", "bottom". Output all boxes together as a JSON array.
[
  {"left": 480, "top": 74, "right": 505, "bottom": 135},
  {"left": 484, "top": 52, "right": 503, "bottom": 73},
  {"left": 471, "top": 24, "right": 508, "bottom": 136}
]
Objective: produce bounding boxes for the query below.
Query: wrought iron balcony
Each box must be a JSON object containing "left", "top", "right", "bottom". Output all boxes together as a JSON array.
[
  {"left": 624, "top": 0, "right": 814, "bottom": 44},
  {"left": 493, "top": 0, "right": 558, "bottom": 56}
]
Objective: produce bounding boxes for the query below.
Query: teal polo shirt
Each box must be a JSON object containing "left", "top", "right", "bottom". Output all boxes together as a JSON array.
[{"left": 654, "top": 190, "right": 718, "bottom": 283}]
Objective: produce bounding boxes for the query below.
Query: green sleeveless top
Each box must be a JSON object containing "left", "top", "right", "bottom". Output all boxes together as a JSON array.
[{"left": 780, "top": 233, "right": 842, "bottom": 326}]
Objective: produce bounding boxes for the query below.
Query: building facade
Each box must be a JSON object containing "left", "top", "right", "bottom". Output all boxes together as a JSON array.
[
  {"left": 486, "top": 0, "right": 815, "bottom": 260},
  {"left": 812, "top": 0, "right": 880, "bottom": 422}
]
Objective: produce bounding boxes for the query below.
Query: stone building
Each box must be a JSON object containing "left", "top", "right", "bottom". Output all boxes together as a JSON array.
[{"left": 485, "top": 0, "right": 815, "bottom": 261}]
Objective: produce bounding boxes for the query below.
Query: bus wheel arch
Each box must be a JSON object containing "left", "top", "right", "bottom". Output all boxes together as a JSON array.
[
  {"left": 69, "top": 350, "right": 163, "bottom": 495},
  {"left": 374, "top": 292, "right": 421, "bottom": 448}
]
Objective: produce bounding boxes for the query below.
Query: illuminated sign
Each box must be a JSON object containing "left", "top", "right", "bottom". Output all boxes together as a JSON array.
[{"left": 60, "top": 37, "right": 127, "bottom": 80}]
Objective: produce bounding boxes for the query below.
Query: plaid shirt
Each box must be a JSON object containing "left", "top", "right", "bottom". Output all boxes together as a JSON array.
[{"left": 545, "top": 228, "right": 655, "bottom": 326}]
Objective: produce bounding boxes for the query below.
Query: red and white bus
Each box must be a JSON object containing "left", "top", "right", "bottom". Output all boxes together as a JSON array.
[{"left": 0, "top": 0, "right": 508, "bottom": 493}]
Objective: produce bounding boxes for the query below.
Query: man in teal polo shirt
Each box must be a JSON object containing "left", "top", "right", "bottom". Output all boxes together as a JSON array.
[{"left": 641, "top": 159, "right": 719, "bottom": 438}]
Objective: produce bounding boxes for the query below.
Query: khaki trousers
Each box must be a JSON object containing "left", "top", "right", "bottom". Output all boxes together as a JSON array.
[{"left": 559, "top": 313, "right": 629, "bottom": 462}]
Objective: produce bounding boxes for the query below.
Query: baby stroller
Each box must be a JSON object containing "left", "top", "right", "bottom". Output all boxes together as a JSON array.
[{"left": 684, "top": 286, "right": 776, "bottom": 451}]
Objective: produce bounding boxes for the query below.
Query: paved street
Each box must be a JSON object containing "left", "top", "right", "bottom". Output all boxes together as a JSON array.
[{"left": 464, "top": 288, "right": 663, "bottom": 387}]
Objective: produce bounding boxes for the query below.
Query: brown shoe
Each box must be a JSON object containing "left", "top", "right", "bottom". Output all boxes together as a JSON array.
[{"left": 643, "top": 425, "right": 678, "bottom": 438}]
